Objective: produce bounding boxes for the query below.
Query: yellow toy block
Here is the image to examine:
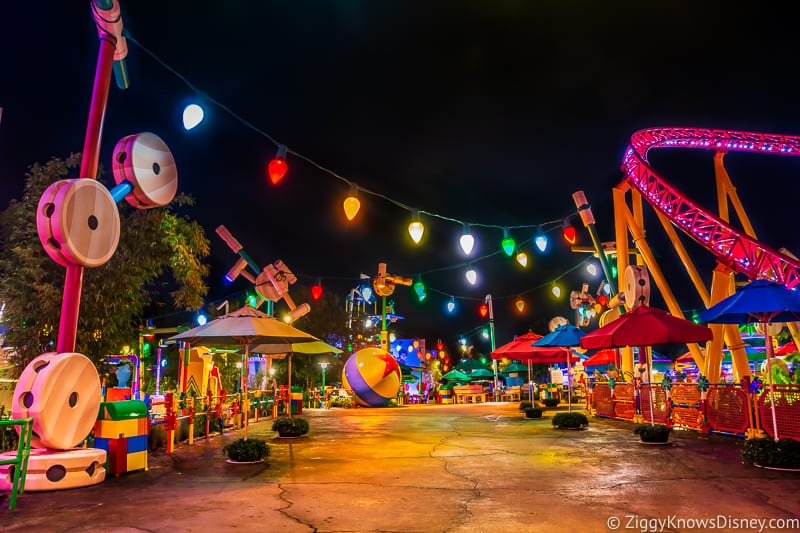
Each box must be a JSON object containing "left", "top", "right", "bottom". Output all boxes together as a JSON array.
[
  {"left": 126, "top": 450, "right": 148, "bottom": 472},
  {"left": 94, "top": 418, "right": 140, "bottom": 439}
]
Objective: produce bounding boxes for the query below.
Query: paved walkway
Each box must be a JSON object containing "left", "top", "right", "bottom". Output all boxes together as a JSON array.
[{"left": 3, "top": 403, "right": 799, "bottom": 532}]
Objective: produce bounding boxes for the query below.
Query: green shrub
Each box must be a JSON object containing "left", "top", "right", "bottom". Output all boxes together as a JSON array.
[
  {"left": 519, "top": 401, "right": 533, "bottom": 411},
  {"left": 524, "top": 407, "right": 543, "bottom": 419},
  {"left": 633, "top": 424, "right": 671, "bottom": 443},
  {"left": 551, "top": 412, "right": 588, "bottom": 429},
  {"left": 272, "top": 416, "right": 310, "bottom": 437},
  {"left": 542, "top": 398, "right": 560, "bottom": 408},
  {"left": 223, "top": 437, "right": 270, "bottom": 462},
  {"left": 330, "top": 397, "right": 354, "bottom": 408},
  {"left": 741, "top": 438, "right": 800, "bottom": 469}
]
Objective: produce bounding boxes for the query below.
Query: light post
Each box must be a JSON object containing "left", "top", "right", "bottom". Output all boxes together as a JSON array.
[
  {"left": 319, "top": 361, "right": 329, "bottom": 390},
  {"left": 485, "top": 294, "right": 497, "bottom": 392}
]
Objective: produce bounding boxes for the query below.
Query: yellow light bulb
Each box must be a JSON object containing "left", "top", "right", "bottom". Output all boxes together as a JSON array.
[
  {"left": 408, "top": 221, "right": 424, "bottom": 243},
  {"left": 516, "top": 251, "right": 528, "bottom": 267},
  {"left": 515, "top": 297, "right": 525, "bottom": 312},
  {"left": 343, "top": 196, "right": 361, "bottom": 221}
]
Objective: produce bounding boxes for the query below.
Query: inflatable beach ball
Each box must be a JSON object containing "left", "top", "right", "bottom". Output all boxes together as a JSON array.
[{"left": 342, "top": 347, "right": 402, "bottom": 407}]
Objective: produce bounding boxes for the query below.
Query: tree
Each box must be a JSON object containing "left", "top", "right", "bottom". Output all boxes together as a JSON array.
[
  {"left": 273, "top": 285, "right": 349, "bottom": 388},
  {"left": 0, "top": 154, "right": 210, "bottom": 373}
]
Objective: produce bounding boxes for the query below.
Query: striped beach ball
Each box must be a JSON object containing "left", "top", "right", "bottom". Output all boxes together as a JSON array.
[{"left": 342, "top": 347, "right": 401, "bottom": 407}]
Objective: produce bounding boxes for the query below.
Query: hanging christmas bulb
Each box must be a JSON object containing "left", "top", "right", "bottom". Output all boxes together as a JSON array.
[
  {"left": 586, "top": 261, "right": 598, "bottom": 276},
  {"left": 478, "top": 303, "right": 489, "bottom": 318},
  {"left": 459, "top": 223, "right": 475, "bottom": 255},
  {"left": 515, "top": 249, "right": 528, "bottom": 267},
  {"left": 562, "top": 218, "right": 577, "bottom": 244},
  {"left": 534, "top": 226, "right": 549, "bottom": 253},
  {"left": 446, "top": 297, "right": 456, "bottom": 313},
  {"left": 552, "top": 284, "right": 562, "bottom": 298},
  {"left": 182, "top": 103, "right": 204, "bottom": 130},
  {"left": 515, "top": 296, "right": 525, "bottom": 313},
  {"left": 408, "top": 210, "right": 424, "bottom": 244},
  {"left": 343, "top": 184, "right": 361, "bottom": 221},
  {"left": 267, "top": 144, "right": 288, "bottom": 185},
  {"left": 311, "top": 279, "right": 323, "bottom": 300},
  {"left": 465, "top": 264, "right": 478, "bottom": 285},
  {"left": 413, "top": 276, "right": 427, "bottom": 302},
  {"left": 501, "top": 227, "right": 515, "bottom": 257}
]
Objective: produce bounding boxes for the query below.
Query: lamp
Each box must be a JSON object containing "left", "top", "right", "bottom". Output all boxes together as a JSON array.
[
  {"left": 459, "top": 223, "right": 475, "bottom": 255},
  {"left": 343, "top": 184, "right": 361, "bottom": 221},
  {"left": 515, "top": 248, "right": 528, "bottom": 267},
  {"left": 408, "top": 210, "right": 424, "bottom": 244},
  {"left": 534, "top": 226, "right": 549, "bottom": 253},
  {"left": 552, "top": 284, "right": 562, "bottom": 298},
  {"left": 501, "top": 228, "right": 515, "bottom": 257},
  {"left": 182, "top": 103, "right": 204, "bottom": 130},
  {"left": 267, "top": 144, "right": 288, "bottom": 185},
  {"left": 465, "top": 264, "right": 477, "bottom": 285},
  {"left": 413, "top": 276, "right": 427, "bottom": 302},
  {"left": 562, "top": 218, "right": 577, "bottom": 244},
  {"left": 311, "top": 279, "right": 323, "bottom": 300},
  {"left": 319, "top": 361, "right": 329, "bottom": 390}
]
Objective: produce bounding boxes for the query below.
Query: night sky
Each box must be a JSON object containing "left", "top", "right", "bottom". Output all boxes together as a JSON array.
[{"left": 2, "top": 2, "right": 799, "bottom": 350}]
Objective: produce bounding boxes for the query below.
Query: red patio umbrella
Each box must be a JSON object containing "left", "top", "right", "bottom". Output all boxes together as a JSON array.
[
  {"left": 582, "top": 349, "right": 619, "bottom": 368},
  {"left": 490, "top": 330, "right": 543, "bottom": 360},
  {"left": 580, "top": 305, "right": 713, "bottom": 424}
]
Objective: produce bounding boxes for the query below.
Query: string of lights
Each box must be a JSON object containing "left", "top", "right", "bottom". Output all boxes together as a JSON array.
[{"left": 124, "top": 31, "right": 580, "bottom": 258}]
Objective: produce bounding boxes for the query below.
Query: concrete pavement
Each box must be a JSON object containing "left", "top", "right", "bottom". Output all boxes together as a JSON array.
[{"left": 2, "top": 402, "right": 799, "bottom": 532}]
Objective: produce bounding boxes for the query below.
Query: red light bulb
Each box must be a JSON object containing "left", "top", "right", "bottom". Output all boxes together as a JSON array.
[
  {"left": 311, "top": 284, "right": 323, "bottom": 301},
  {"left": 479, "top": 303, "right": 489, "bottom": 318},
  {"left": 562, "top": 224, "right": 577, "bottom": 244},
  {"left": 267, "top": 145, "right": 288, "bottom": 185},
  {"left": 268, "top": 158, "right": 287, "bottom": 185}
]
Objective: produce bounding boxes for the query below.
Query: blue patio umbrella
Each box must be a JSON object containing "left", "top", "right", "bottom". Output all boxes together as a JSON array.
[
  {"left": 533, "top": 324, "right": 586, "bottom": 410},
  {"left": 698, "top": 279, "right": 800, "bottom": 440}
]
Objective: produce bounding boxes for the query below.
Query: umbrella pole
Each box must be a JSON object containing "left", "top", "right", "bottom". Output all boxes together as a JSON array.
[
  {"left": 764, "top": 327, "right": 779, "bottom": 441},
  {"left": 288, "top": 353, "right": 293, "bottom": 418},
  {"left": 242, "top": 345, "right": 249, "bottom": 439},
  {"left": 640, "top": 345, "right": 655, "bottom": 426},
  {"left": 567, "top": 351, "right": 572, "bottom": 412}
]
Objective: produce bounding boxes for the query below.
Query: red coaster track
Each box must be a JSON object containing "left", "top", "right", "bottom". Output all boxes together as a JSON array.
[{"left": 622, "top": 127, "right": 800, "bottom": 288}]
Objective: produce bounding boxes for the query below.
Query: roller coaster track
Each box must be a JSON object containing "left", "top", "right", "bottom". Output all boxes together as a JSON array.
[{"left": 621, "top": 127, "right": 800, "bottom": 288}]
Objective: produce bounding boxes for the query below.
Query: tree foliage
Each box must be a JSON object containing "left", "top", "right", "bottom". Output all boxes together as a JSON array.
[
  {"left": 269, "top": 285, "right": 348, "bottom": 388},
  {"left": 0, "top": 154, "right": 210, "bottom": 373}
]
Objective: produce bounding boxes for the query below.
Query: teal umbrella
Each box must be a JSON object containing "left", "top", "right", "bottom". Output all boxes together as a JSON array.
[
  {"left": 455, "top": 358, "right": 489, "bottom": 372},
  {"left": 501, "top": 362, "right": 529, "bottom": 374},
  {"left": 441, "top": 369, "right": 470, "bottom": 381},
  {"left": 469, "top": 368, "right": 495, "bottom": 380}
]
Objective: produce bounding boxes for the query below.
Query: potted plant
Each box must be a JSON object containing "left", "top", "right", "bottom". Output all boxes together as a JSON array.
[
  {"left": 551, "top": 412, "right": 588, "bottom": 429},
  {"left": 272, "top": 416, "right": 310, "bottom": 438},
  {"left": 633, "top": 424, "right": 671, "bottom": 444},
  {"left": 741, "top": 437, "right": 800, "bottom": 470},
  {"left": 542, "top": 398, "right": 560, "bottom": 408},
  {"left": 524, "top": 407, "right": 543, "bottom": 419},
  {"left": 518, "top": 401, "right": 533, "bottom": 411},
  {"left": 223, "top": 437, "right": 270, "bottom": 463}
]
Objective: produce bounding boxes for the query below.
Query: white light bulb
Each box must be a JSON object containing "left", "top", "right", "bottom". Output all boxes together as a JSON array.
[
  {"left": 459, "top": 233, "right": 475, "bottom": 255},
  {"left": 465, "top": 268, "right": 478, "bottom": 285},
  {"left": 586, "top": 263, "right": 598, "bottom": 276},
  {"left": 552, "top": 285, "right": 562, "bottom": 298},
  {"left": 182, "top": 103, "right": 204, "bottom": 130}
]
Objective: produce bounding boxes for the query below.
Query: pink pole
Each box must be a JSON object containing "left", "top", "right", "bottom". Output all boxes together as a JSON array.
[{"left": 56, "top": 33, "right": 116, "bottom": 353}]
